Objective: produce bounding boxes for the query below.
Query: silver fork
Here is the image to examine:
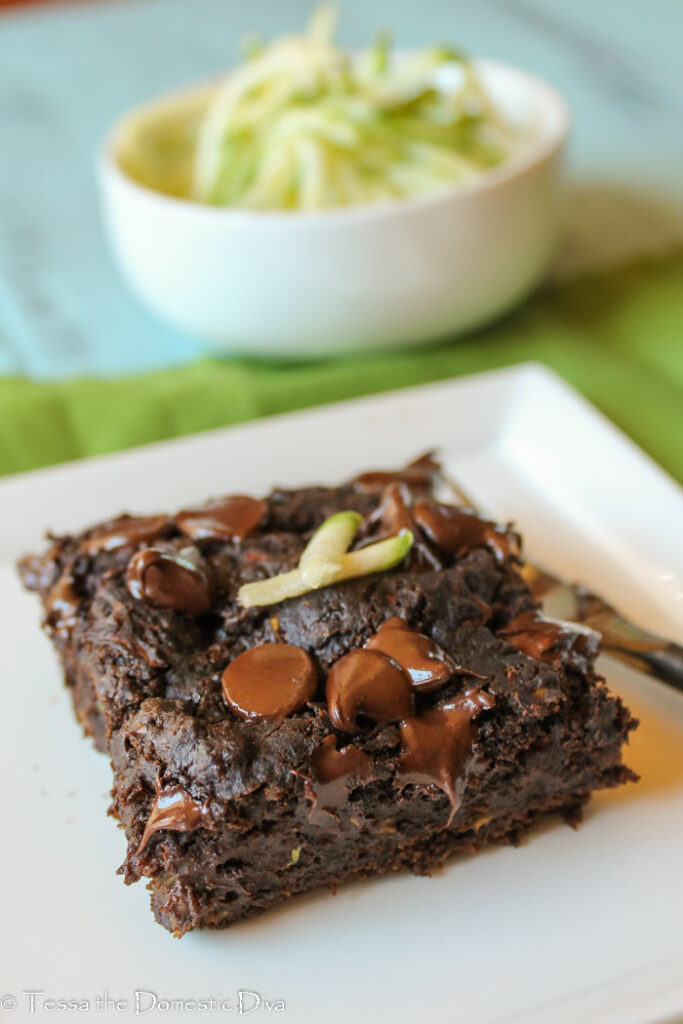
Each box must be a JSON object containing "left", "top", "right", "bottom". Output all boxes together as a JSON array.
[{"left": 443, "top": 472, "right": 683, "bottom": 693}]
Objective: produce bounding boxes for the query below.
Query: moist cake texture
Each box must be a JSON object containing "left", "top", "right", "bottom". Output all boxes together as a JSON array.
[{"left": 18, "top": 456, "right": 637, "bottom": 935}]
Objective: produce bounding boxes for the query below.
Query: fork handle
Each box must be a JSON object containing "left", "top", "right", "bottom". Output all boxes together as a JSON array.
[
  {"left": 601, "top": 633, "right": 683, "bottom": 690},
  {"left": 574, "top": 587, "right": 683, "bottom": 693},
  {"left": 439, "top": 476, "right": 683, "bottom": 692}
]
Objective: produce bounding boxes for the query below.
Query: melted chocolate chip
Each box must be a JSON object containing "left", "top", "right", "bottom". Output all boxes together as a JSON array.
[
  {"left": 138, "top": 786, "right": 209, "bottom": 853},
  {"left": 126, "top": 548, "right": 212, "bottom": 616},
  {"left": 326, "top": 648, "right": 414, "bottom": 733},
  {"left": 176, "top": 495, "right": 265, "bottom": 542},
  {"left": 368, "top": 484, "right": 444, "bottom": 571},
  {"left": 500, "top": 611, "right": 598, "bottom": 668},
  {"left": 45, "top": 573, "right": 80, "bottom": 638},
  {"left": 365, "top": 617, "right": 456, "bottom": 693},
  {"left": 307, "top": 734, "right": 372, "bottom": 824},
  {"left": 413, "top": 501, "right": 519, "bottom": 564},
  {"left": 372, "top": 484, "right": 415, "bottom": 534},
  {"left": 398, "top": 690, "right": 495, "bottom": 825},
  {"left": 221, "top": 643, "right": 317, "bottom": 721},
  {"left": 353, "top": 453, "right": 441, "bottom": 494},
  {"left": 83, "top": 515, "right": 171, "bottom": 554}
]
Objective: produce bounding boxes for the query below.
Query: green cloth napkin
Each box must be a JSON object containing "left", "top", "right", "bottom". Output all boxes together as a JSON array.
[{"left": 1, "top": 252, "right": 682, "bottom": 483}]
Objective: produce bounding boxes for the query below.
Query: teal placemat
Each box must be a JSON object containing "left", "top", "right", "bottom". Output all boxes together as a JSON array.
[{"left": 1, "top": 0, "right": 683, "bottom": 378}]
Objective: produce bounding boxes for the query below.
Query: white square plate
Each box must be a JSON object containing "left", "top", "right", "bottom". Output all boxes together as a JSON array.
[{"left": 1, "top": 363, "right": 682, "bottom": 1024}]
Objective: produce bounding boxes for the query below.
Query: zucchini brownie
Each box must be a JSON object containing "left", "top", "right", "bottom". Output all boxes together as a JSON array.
[{"left": 19, "top": 456, "right": 636, "bottom": 935}]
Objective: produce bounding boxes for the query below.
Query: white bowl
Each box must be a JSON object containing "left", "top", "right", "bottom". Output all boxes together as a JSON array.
[{"left": 98, "top": 60, "right": 569, "bottom": 358}]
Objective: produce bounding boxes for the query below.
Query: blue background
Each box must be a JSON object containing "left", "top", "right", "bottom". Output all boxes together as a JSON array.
[{"left": 1, "top": 0, "right": 682, "bottom": 378}]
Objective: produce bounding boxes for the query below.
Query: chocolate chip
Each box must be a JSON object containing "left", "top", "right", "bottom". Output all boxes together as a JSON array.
[
  {"left": 326, "top": 648, "right": 414, "bottom": 733},
  {"left": 126, "top": 548, "right": 212, "bottom": 616},
  {"left": 222, "top": 643, "right": 317, "bottom": 721}
]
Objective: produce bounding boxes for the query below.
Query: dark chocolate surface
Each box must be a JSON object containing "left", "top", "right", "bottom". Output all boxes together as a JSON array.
[{"left": 18, "top": 459, "right": 637, "bottom": 935}]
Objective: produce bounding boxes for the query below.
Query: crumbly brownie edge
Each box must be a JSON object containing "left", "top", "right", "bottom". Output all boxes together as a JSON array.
[
  {"left": 17, "top": 476, "right": 638, "bottom": 936},
  {"left": 109, "top": 675, "right": 635, "bottom": 934}
]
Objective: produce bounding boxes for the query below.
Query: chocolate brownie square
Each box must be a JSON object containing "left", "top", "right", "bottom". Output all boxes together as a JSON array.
[{"left": 19, "top": 457, "right": 636, "bottom": 935}]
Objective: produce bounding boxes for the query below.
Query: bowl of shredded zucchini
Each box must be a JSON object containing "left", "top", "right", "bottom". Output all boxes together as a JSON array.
[{"left": 99, "top": 7, "right": 569, "bottom": 355}]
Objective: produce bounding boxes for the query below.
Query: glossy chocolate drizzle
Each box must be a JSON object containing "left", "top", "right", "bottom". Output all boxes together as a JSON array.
[
  {"left": 499, "top": 611, "right": 595, "bottom": 668},
  {"left": 138, "top": 785, "right": 209, "bottom": 853},
  {"left": 45, "top": 573, "right": 81, "bottom": 638},
  {"left": 358, "top": 455, "right": 518, "bottom": 569},
  {"left": 176, "top": 495, "right": 265, "bottom": 542},
  {"left": 352, "top": 453, "right": 441, "bottom": 494},
  {"left": 398, "top": 690, "right": 495, "bottom": 824},
  {"left": 365, "top": 616, "right": 457, "bottom": 692},
  {"left": 222, "top": 643, "right": 317, "bottom": 721},
  {"left": 83, "top": 514, "right": 171, "bottom": 554},
  {"left": 126, "top": 547, "right": 212, "bottom": 616},
  {"left": 373, "top": 485, "right": 415, "bottom": 535},
  {"left": 307, "top": 735, "right": 372, "bottom": 824},
  {"left": 326, "top": 648, "right": 414, "bottom": 732},
  {"left": 413, "top": 500, "right": 519, "bottom": 565},
  {"left": 313, "top": 619, "right": 494, "bottom": 828},
  {"left": 369, "top": 484, "right": 444, "bottom": 571}
]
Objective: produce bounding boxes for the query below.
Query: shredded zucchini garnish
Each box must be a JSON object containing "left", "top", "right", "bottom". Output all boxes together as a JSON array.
[
  {"left": 187, "top": 6, "right": 519, "bottom": 210},
  {"left": 238, "top": 509, "right": 413, "bottom": 608},
  {"left": 116, "top": 7, "right": 522, "bottom": 209}
]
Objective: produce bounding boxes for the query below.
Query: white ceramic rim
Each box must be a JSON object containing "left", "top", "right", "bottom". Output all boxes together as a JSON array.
[{"left": 98, "top": 58, "right": 570, "bottom": 228}]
